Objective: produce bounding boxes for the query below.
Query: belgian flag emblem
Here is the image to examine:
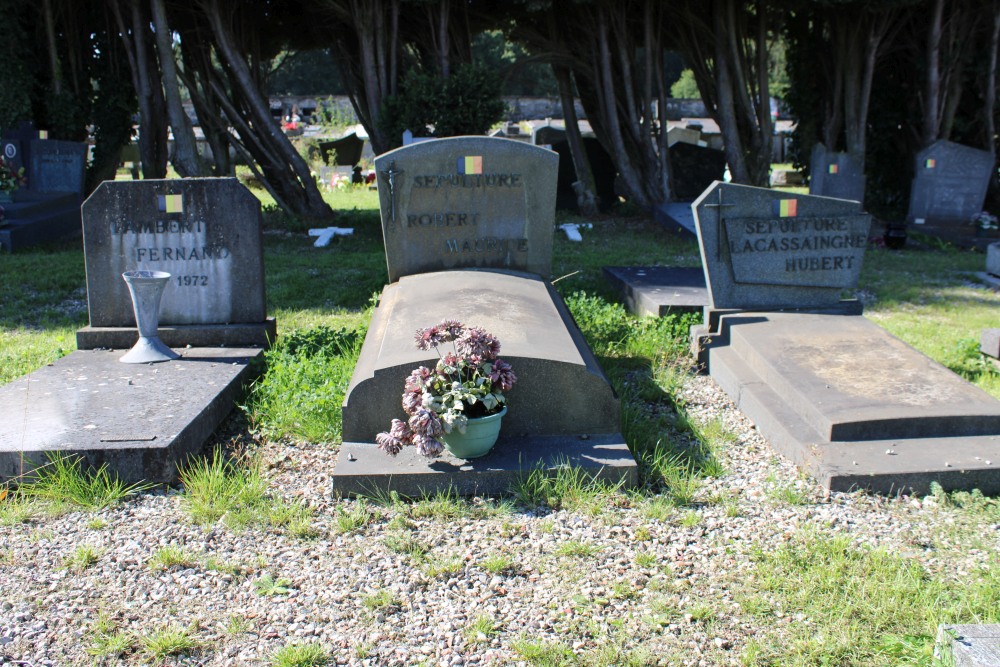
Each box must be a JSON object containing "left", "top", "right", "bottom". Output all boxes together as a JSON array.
[
  {"left": 157, "top": 194, "right": 183, "bottom": 214},
  {"left": 925, "top": 158, "right": 936, "bottom": 169},
  {"left": 772, "top": 199, "right": 798, "bottom": 218},
  {"left": 828, "top": 164, "right": 839, "bottom": 174},
  {"left": 457, "top": 156, "right": 483, "bottom": 175}
]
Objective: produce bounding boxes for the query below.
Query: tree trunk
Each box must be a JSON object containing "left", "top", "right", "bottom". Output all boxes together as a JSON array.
[
  {"left": 922, "top": 0, "right": 944, "bottom": 147},
  {"left": 554, "top": 65, "right": 598, "bottom": 216},
  {"left": 150, "top": 0, "right": 204, "bottom": 177},
  {"left": 985, "top": 2, "right": 1000, "bottom": 157},
  {"left": 713, "top": 2, "right": 748, "bottom": 184}
]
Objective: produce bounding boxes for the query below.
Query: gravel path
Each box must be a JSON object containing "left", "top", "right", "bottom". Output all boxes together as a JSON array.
[{"left": 0, "top": 373, "right": 974, "bottom": 666}]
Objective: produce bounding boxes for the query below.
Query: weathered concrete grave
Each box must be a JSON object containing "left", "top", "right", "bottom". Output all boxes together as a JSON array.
[
  {"left": 333, "top": 136, "right": 636, "bottom": 496},
  {"left": 808, "top": 143, "right": 866, "bottom": 203},
  {"left": 0, "top": 125, "right": 88, "bottom": 252},
  {"left": 77, "top": 178, "right": 275, "bottom": 349},
  {"left": 909, "top": 140, "right": 994, "bottom": 226},
  {"left": 603, "top": 266, "right": 707, "bottom": 318},
  {"left": 937, "top": 625, "right": 1000, "bottom": 667},
  {"left": 0, "top": 178, "right": 275, "bottom": 485},
  {"left": 692, "top": 182, "right": 1000, "bottom": 494}
]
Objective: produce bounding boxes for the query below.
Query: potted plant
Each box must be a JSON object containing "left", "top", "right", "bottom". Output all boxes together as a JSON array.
[
  {"left": 972, "top": 211, "right": 999, "bottom": 238},
  {"left": 0, "top": 156, "right": 25, "bottom": 203},
  {"left": 376, "top": 320, "right": 517, "bottom": 459}
]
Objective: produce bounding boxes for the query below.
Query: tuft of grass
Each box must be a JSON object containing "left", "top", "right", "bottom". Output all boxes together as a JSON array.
[
  {"left": 223, "top": 614, "right": 252, "bottom": 636},
  {"left": 139, "top": 624, "right": 199, "bottom": 662},
  {"left": 481, "top": 552, "right": 516, "bottom": 574},
  {"left": 148, "top": 545, "right": 197, "bottom": 571},
  {"left": 333, "top": 500, "right": 374, "bottom": 533},
  {"left": 422, "top": 555, "right": 464, "bottom": 578},
  {"left": 382, "top": 532, "right": 428, "bottom": 561},
  {"left": 511, "top": 635, "right": 574, "bottom": 665},
  {"left": 86, "top": 517, "right": 108, "bottom": 530},
  {"left": 20, "top": 454, "right": 152, "bottom": 510},
  {"left": 553, "top": 540, "right": 603, "bottom": 558},
  {"left": 361, "top": 588, "right": 397, "bottom": 611},
  {"left": 0, "top": 488, "right": 34, "bottom": 525},
  {"left": 254, "top": 573, "right": 294, "bottom": 596},
  {"left": 410, "top": 487, "right": 472, "bottom": 520},
  {"left": 464, "top": 614, "right": 500, "bottom": 644},
  {"left": 511, "top": 462, "right": 625, "bottom": 512},
  {"left": 269, "top": 642, "right": 331, "bottom": 667},
  {"left": 65, "top": 544, "right": 100, "bottom": 571},
  {"left": 764, "top": 473, "right": 811, "bottom": 506},
  {"left": 635, "top": 551, "right": 657, "bottom": 568}
]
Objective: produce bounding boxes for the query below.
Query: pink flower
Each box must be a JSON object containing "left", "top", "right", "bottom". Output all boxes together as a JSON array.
[
  {"left": 456, "top": 326, "right": 500, "bottom": 360},
  {"left": 404, "top": 366, "right": 433, "bottom": 393},
  {"left": 408, "top": 408, "right": 444, "bottom": 437},
  {"left": 489, "top": 359, "right": 518, "bottom": 392},
  {"left": 437, "top": 319, "right": 464, "bottom": 341},
  {"left": 375, "top": 419, "right": 413, "bottom": 456},
  {"left": 413, "top": 434, "right": 444, "bottom": 457},
  {"left": 414, "top": 325, "right": 448, "bottom": 350},
  {"left": 401, "top": 391, "right": 423, "bottom": 414}
]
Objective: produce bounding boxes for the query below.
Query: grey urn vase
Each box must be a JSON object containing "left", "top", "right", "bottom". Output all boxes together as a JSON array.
[{"left": 120, "top": 270, "right": 180, "bottom": 364}]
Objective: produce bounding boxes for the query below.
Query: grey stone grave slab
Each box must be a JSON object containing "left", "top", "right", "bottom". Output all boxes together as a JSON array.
[
  {"left": 808, "top": 143, "right": 866, "bottom": 203},
  {"left": 909, "top": 140, "right": 994, "bottom": 226},
  {"left": 334, "top": 269, "right": 635, "bottom": 496},
  {"left": 694, "top": 181, "right": 871, "bottom": 310},
  {"left": 77, "top": 178, "right": 274, "bottom": 349},
  {"left": 374, "top": 137, "right": 558, "bottom": 282},
  {"left": 0, "top": 347, "right": 263, "bottom": 484},
  {"left": 653, "top": 201, "right": 697, "bottom": 236},
  {"left": 29, "top": 140, "right": 87, "bottom": 200},
  {"left": 602, "top": 266, "right": 707, "bottom": 317},
  {"left": 938, "top": 625, "right": 1000, "bottom": 667},
  {"left": 531, "top": 124, "right": 566, "bottom": 147},
  {"left": 982, "top": 329, "right": 1000, "bottom": 359},
  {"left": 669, "top": 143, "right": 726, "bottom": 201},
  {"left": 691, "top": 181, "right": 1000, "bottom": 494},
  {"left": 0, "top": 191, "right": 81, "bottom": 252},
  {"left": 987, "top": 242, "right": 1000, "bottom": 276}
]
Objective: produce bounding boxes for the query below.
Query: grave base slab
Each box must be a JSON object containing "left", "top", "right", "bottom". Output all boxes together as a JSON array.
[
  {"left": 76, "top": 318, "right": 276, "bottom": 350},
  {"left": 602, "top": 266, "right": 707, "bottom": 317},
  {"left": 332, "top": 433, "right": 636, "bottom": 497},
  {"left": 0, "top": 346, "right": 263, "bottom": 484},
  {"left": 700, "top": 312, "right": 1000, "bottom": 494},
  {"left": 937, "top": 625, "right": 1000, "bottom": 667},
  {"left": 0, "top": 192, "right": 81, "bottom": 252}
]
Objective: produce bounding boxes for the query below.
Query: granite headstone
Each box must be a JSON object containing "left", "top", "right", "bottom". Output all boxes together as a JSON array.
[
  {"left": 2, "top": 139, "right": 23, "bottom": 175},
  {"left": 81, "top": 178, "right": 266, "bottom": 329},
  {"left": 808, "top": 143, "right": 866, "bottom": 203},
  {"left": 694, "top": 181, "right": 871, "bottom": 310},
  {"left": 374, "top": 137, "right": 558, "bottom": 282},
  {"left": 909, "top": 140, "right": 994, "bottom": 225},
  {"left": 669, "top": 143, "right": 726, "bottom": 201},
  {"left": 29, "top": 140, "right": 87, "bottom": 200}
]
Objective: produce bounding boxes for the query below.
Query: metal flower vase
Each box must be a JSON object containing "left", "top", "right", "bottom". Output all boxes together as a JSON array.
[
  {"left": 441, "top": 407, "right": 506, "bottom": 459},
  {"left": 120, "top": 270, "right": 179, "bottom": 364}
]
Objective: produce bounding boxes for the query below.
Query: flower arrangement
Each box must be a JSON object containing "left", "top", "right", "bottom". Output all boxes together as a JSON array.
[
  {"left": 972, "top": 211, "right": 999, "bottom": 231},
  {"left": 376, "top": 320, "right": 517, "bottom": 457},
  {"left": 0, "top": 156, "right": 25, "bottom": 193}
]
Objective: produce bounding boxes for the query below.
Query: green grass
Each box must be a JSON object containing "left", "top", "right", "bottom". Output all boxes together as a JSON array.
[
  {"left": 464, "top": 614, "right": 500, "bottom": 644},
  {"left": 19, "top": 454, "right": 153, "bottom": 511},
  {"left": 270, "top": 642, "right": 331, "bottom": 667},
  {"left": 148, "top": 545, "right": 198, "bottom": 571},
  {"left": 254, "top": 573, "right": 294, "bottom": 596},
  {"left": 740, "top": 529, "right": 1000, "bottom": 666},
  {"left": 65, "top": 544, "right": 101, "bottom": 571},
  {"left": 511, "top": 461, "right": 626, "bottom": 512},
  {"left": 139, "top": 624, "right": 200, "bottom": 662},
  {"left": 481, "top": 552, "right": 516, "bottom": 574}
]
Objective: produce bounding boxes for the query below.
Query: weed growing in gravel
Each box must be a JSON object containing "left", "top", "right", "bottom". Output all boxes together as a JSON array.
[
  {"left": 180, "top": 450, "right": 315, "bottom": 536},
  {"left": 139, "top": 624, "right": 199, "bottom": 662},
  {"left": 0, "top": 549, "right": 12, "bottom": 564},
  {"left": 353, "top": 640, "right": 375, "bottom": 659},
  {"left": 422, "top": 555, "right": 463, "bottom": 578},
  {"left": 410, "top": 487, "right": 473, "bottom": 520},
  {"left": 86, "top": 517, "right": 107, "bottom": 529},
  {"left": 382, "top": 532, "right": 428, "bottom": 560},
  {"left": 511, "top": 634, "right": 574, "bottom": 665},
  {"left": 204, "top": 556, "right": 245, "bottom": 577},
  {"left": 481, "top": 552, "right": 516, "bottom": 574},
  {"left": 87, "top": 619, "right": 134, "bottom": 659},
  {"left": 464, "top": 614, "right": 500, "bottom": 644},
  {"left": 635, "top": 551, "right": 657, "bottom": 568},
  {"left": 763, "top": 472, "right": 811, "bottom": 506},
  {"left": 361, "top": 588, "right": 397, "bottom": 610},
  {"left": 254, "top": 573, "right": 293, "bottom": 596},
  {"left": 554, "top": 540, "right": 603, "bottom": 558},
  {"left": 678, "top": 509, "right": 702, "bottom": 527},
  {"left": 269, "top": 641, "right": 331, "bottom": 667},
  {"left": 223, "top": 614, "right": 252, "bottom": 635},
  {"left": 333, "top": 499, "right": 374, "bottom": 533},
  {"left": 21, "top": 454, "right": 152, "bottom": 510},
  {"left": 512, "top": 462, "right": 625, "bottom": 512},
  {"left": 148, "top": 546, "right": 197, "bottom": 571},
  {"left": 0, "top": 488, "right": 33, "bottom": 525},
  {"left": 742, "top": 529, "right": 1000, "bottom": 666},
  {"left": 65, "top": 544, "right": 100, "bottom": 571}
]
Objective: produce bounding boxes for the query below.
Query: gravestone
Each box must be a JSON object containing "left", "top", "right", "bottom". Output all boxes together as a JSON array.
[
  {"left": 76, "top": 178, "right": 275, "bottom": 349},
  {"left": 375, "top": 136, "right": 558, "bottom": 282},
  {"left": 669, "top": 142, "right": 726, "bottom": 201},
  {"left": 30, "top": 140, "right": 87, "bottom": 200},
  {"left": 334, "top": 136, "right": 635, "bottom": 496},
  {"left": 603, "top": 266, "right": 708, "bottom": 317},
  {"left": 1, "top": 120, "right": 41, "bottom": 175},
  {"left": 693, "top": 181, "right": 1000, "bottom": 494},
  {"left": 2, "top": 139, "right": 24, "bottom": 175},
  {"left": 908, "top": 140, "right": 994, "bottom": 225},
  {"left": 532, "top": 124, "right": 566, "bottom": 147},
  {"left": 318, "top": 132, "right": 365, "bottom": 167},
  {"left": 667, "top": 126, "right": 703, "bottom": 147},
  {"left": 531, "top": 125, "right": 617, "bottom": 212},
  {"left": 808, "top": 143, "right": 866, "bottom": 203}
]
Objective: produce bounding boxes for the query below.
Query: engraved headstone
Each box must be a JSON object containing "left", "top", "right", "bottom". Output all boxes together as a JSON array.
[
  {"left": 374, "top": 137, "right": 558, "bottom": 282},
  {"left": 694, "top": 182, "right": 871, "bottom": 310},
  {"left": 908, "top": 140, "right": 994, "bottom": 225},
  {"left": 80, "top": 178, "right": 267, "bottom": 335},
  {"left": 29, "top": 140, "right": 87, "bottom": 199},
  {"left": 808, "top": 143, "right": 866, "bottom": 203},
  {"left": 2, "top": 139, "right": 23, "bottom": 175},
  {"left": 669, "top": 142, "right": 726, "bottom": 201}
]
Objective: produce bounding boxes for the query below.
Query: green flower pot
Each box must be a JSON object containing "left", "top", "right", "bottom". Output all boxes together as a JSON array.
[{"left": 441, "top": 407, "right": 506, "bottom": 459}]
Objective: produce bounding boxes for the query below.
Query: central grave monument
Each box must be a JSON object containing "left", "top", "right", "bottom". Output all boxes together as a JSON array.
[
  {"left": 332, "top": 137, "right": 636, "bottom": 496},
  {"left": 693, "top": 182, "right": 1000, "bottom": 494}
]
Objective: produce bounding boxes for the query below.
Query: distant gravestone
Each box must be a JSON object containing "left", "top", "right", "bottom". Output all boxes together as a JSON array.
[
  {"left": 80, "top": 178, "right": 268, "bottom": 337},
  {"left": 318, "top": 132, "right": 365, "bottom": 167},
  {"left": 532, "top": 124, "right": 566, "bottom": 147},
  {"left": 667, "top": 126, "right": 703, "bottom": 147},
  {"left": 29, "top": 140, "right": 87, "bottom": 199},
  {"left": 2, "top": 139, "right": 23, "bottom": 174},
  {"left": 693, "top": 182, "right": 871, "bottom": 310},
  {"left": 1, "top": 120, "right": 40, "bottom": 174},
  {"left": 374, "top": 136, "right": 558, "bottom": 282},
  {"left": 808, "top": 143, "right": 866, "bottom": 203},
  {"left": 909, "top": 140, "right": 994, "bottom": 225},
  {"left": 548, "top": 137, "right": 616, "bottom": 212},
  {"left": 669, "top": 143, "right": 726, "bottom": 201}
]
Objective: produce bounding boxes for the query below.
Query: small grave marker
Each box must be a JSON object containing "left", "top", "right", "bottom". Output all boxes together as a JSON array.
[
  {"left": 808, "top": 143, "right": 866, "bottom": 203},
  {"left": 908, "top": 140, "right": 993, "bottom": 225}
]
